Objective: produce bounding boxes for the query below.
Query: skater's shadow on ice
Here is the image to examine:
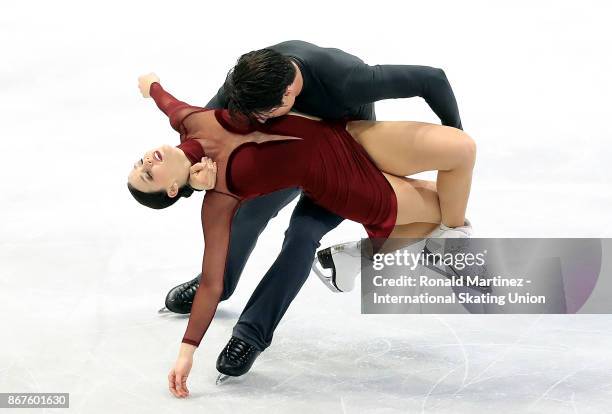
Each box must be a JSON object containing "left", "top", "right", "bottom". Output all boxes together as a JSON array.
[{"left": 156, "top": 307, "right": 239, "bottom": 320}]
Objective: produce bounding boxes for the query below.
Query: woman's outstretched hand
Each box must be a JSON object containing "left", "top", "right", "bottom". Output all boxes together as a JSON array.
[
  {"left": 138, "top": 72, "right": 160, "bottom": 98},
  {"left": 168, "top": 355, "right": 193, "bottom": 398},
  {"left": 189, "top": 157, "right": 217, "bottom": 191}
]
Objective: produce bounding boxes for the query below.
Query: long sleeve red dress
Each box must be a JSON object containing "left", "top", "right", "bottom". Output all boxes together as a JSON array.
[{"left": 148, "top": 82, "right": 397, "bottom": 347}]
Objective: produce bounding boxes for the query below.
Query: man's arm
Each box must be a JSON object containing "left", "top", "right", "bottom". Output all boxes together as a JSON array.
[{"left": 342, "top": 64, "right": 463, "bottom": 130}]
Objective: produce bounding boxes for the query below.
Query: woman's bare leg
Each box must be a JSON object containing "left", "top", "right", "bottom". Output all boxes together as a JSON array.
[
  {"left": 382, "top": 174, "right": 441, "bottom": 225},
  {"left": 347, "top": 121, "right": 476, "bottom": 228},
  {"left": 376, "top": 176, "right": 441, "bottom": 254}
]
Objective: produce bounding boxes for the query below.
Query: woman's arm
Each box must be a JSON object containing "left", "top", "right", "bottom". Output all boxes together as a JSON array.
[
  {"left": 168, "top": 191, "right": 238, "bottom": 398},
  {"left": 182, "top": 191, "right": 240, "bottom": 346},
  {"left": 137, "top": 73, "right": 203, "bottom": 133}
]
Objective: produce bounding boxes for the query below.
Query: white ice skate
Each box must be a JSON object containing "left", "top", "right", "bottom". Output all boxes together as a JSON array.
[
  {"left": 424, "top": 218, "right": 473, "bottom": 256},
  {"left": 426, "top": 217, "right": 473, "bottom": 239},
  {"left": 311, "top": 240, "right": 365, "bottom": 292},
  {"left": 421, "top": 218, "right": 488, "bottom": 291}
]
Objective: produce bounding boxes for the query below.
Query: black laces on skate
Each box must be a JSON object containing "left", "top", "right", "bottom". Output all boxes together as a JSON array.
[
  {"left": 224, "top": 337, "right": 256, "bottom": 363},
  {"left": 176, "top": 279, "right": 199, "bottom": 303}
]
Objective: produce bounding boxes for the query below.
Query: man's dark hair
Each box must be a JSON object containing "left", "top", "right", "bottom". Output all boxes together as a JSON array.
[
  {"left": 224, "top": 48, "right": 296, "bottom": 121},
  {"left": 127, "top": 182, "right": 195, "bottom": 210}
]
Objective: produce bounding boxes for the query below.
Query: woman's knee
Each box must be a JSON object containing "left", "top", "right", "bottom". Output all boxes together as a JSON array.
[{"left": 451, "top": 130, "right": 477, "bottom": 169}]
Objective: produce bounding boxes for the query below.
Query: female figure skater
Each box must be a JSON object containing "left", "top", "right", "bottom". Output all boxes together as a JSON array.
[{"left": 127, "top": 73, "right": 476, "bottom": 397}]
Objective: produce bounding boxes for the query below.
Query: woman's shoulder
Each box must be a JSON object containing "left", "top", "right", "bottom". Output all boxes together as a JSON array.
[{"left": 214, "top": 109, "right": 255, "bottom": 135}]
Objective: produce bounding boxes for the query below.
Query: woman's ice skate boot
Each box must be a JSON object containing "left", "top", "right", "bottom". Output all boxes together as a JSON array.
[
  {"left": 424, "top": 218, "right": 473, "bottom": 260},
  {"left": 422, "top": 218, "right": 489, "bottom": 292}
]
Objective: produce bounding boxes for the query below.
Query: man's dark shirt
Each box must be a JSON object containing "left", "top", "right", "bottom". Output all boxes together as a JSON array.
[{"left": 205, "top": 39, "right": 462, "bottom": 129}]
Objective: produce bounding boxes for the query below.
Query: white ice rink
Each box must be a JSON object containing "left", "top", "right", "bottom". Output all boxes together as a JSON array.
[{"left": 1, "top": 1, "right": 612, "bottom": 412}]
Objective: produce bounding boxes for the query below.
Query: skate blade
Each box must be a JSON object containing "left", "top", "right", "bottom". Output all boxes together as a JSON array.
[
  {"left": 216, "top": 374, "right": 232, "bottom": 385},
  {"left": 312, "top": 256, "right": 342, "bottom": 293},
  {"left": 158, "top": 306, "right": 170, "bottom": 314}
]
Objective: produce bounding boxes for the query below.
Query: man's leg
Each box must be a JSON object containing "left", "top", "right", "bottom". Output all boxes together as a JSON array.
[
  {"left": 219, "top": 188, "right": 301, "bottom": 301},
  {"left": 232, "top": 194, "right": 344, "bottom": 350},
  {"left": 162, "top": 189, "right": 300, "bottom": 314},
  {"left": 169, "top": 189, "right": 299, "bottom": 303}
]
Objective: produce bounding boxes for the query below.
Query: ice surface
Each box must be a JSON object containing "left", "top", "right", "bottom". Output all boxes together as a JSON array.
[{"left": 1, "top": 1, "right": 611, "bottom": 413}]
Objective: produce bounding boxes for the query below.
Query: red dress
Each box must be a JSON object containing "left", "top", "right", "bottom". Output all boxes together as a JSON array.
[{"left": 148, "top": 82, "right": 397, "bottom": 347}]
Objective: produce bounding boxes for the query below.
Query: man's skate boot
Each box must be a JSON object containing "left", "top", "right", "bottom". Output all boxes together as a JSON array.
[
  {"left": 216, "top": 336, "right": 261, "bottom": 384},
  {"left": 312, "top": 240, "right": 364, "bottom": 292},
  {"left": 158, "top": 273, "right": 201, "bottom": 314}
]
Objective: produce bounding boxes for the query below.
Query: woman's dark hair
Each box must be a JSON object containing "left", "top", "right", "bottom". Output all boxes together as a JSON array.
[
  {"left": 127, "top": 182, "right": 195, "bottom": 209},
  {"left": 224, "top": 48, "right": 296, "bottom": 122}
]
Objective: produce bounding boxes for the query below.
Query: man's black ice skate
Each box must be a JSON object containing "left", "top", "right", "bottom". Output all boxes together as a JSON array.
[
  {"left": 215, "top": 336, "right": 261, "bottom": 385},
  {"left": 157, "top": 273, "right": 201, "bottom": 314}
]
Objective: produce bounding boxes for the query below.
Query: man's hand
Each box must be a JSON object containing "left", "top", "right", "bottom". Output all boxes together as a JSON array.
[
  {"left": 138, "top": 72, "right": 160, "bottom": 98},
  {"left": 189, "top": 157, "right": 217, "bottom": 191}
]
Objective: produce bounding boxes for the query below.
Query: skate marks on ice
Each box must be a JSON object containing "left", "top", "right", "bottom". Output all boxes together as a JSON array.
[{"left": 201, "top": 315, "right": 612, "bottom": 413}]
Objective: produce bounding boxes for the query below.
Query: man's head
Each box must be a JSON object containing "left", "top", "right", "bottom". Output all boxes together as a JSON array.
[{"left": 224, "top": 48, "right": 301, "bottom": 123}]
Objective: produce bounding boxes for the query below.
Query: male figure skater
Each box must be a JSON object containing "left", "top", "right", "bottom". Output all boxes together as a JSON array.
[{"left": 162, "top": 39, "right": 463, "bottom": 380}]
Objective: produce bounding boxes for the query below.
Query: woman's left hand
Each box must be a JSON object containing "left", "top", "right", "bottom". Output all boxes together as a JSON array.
[{"left": 168, "top": 355, "right": 192, "bottom": 398}]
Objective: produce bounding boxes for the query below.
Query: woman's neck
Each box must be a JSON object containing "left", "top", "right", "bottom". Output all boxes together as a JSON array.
[{"left": 176, "top": 147, "right": 193, "bottom": 186}]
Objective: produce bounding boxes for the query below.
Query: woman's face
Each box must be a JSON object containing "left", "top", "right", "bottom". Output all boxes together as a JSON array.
[{"left": 127, "top": 144, "right": 186, "bottom": 196}]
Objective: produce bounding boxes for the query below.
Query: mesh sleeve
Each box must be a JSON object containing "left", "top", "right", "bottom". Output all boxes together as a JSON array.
[
  {"left": 149, "top": 82, "right": 205, "bottom": 134},
  {"left": 181, "top": 191, "right": 240, "bottom": 347}
]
